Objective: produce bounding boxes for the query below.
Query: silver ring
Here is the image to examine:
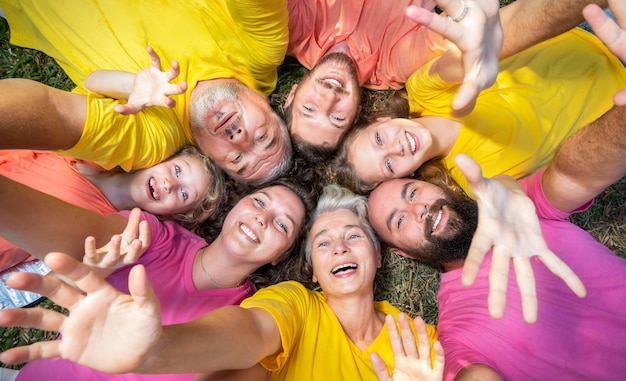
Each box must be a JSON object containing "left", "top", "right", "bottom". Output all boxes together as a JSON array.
[{"left": 448, "top": 0, "right": 469, "bottom": 22}]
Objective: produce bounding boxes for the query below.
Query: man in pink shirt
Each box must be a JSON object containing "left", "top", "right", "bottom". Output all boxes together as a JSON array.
[{"left": 366, "top": 68, "right": 626, "bottom": 381}]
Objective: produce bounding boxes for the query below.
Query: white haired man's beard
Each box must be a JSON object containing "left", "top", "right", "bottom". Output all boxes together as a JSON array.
[{"left": 400, "top": 188, "right": 478, "bottom": 269}]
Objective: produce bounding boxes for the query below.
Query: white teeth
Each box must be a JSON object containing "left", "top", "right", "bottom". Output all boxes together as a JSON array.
[
  {"left": 432, "top": 209, "right": 443, "bottom": 233},
  {"left": 406, "top": 132, "right": 416, "bottom": 153},
  {"left": 240, "top": 224, "right": 259, "bottom": 242},
  {"left": 331, "top": 263, "right": 358, "bottom": 274},
  {"left": 149, "top": 178, "right": 158, "bottom": 200}
]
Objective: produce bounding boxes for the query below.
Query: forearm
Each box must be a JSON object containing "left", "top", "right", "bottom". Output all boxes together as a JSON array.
[
  {"left": 140, "top": 307, "right": 280, "bottom": 374},
  {"left": 499, "top": 0, "right": 608, "bottom": 59},
  {"left": 543, "top": 105, "right": 626, "bottom": 212},
  {"left": 0, "top": 175, "right": 126, "bottom": 260},
  {"left": 85, "top": 70, "right": 136, "bottom": 99}
]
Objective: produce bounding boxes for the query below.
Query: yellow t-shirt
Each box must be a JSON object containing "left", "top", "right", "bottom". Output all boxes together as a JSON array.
[
  {"left": 406, "top": 28, "right": 626, "bottom": 193},
  {"left": 2, "top": 0, "right": 288, "bottom": 170},
  {"left": 241, "top": 281, "right": 438, "bottom": 380}
]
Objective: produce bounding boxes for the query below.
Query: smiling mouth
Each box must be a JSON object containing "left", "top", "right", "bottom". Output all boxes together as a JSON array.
[
  {"left": 331, "top": 263, "right": 358, "bottom": 275},
  {"left": 240, "top": 223, "right": 259, "bottom": 243},
  {"left": 431, "top": 208, "right": 443, "bottom": 233},
  {"left": 148, "top": 177, "right": 159, "bottom": 200},
  {"left": 405, "top": 132, "right": 417, "bottom": 154}
]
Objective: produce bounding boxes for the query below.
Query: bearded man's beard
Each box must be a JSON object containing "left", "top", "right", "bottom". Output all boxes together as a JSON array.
[{"left": 402, "top": 188, "right": 478, "bottom": 269}]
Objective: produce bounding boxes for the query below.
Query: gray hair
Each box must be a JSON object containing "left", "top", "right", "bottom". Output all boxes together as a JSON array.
[{"left": 304, "top": 184, "right": 380, "bottom": 263}]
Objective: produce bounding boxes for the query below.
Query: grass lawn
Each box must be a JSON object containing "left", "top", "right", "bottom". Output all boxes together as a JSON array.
[{"left": 1, "top": 4, "right": 625, "bottom": 371}]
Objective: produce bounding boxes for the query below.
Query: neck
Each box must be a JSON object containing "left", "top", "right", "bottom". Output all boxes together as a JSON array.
[
  {"left": 417, "top": 115, "right": 462, "bottom": 158},
  {"left": 81, "top": 170, "right": 135, "bottom": 210},
  {"left": 193, "top": 242, "right": 254, "bottom": 290},
  {"left": 442, "top": 259, "right": 465, "bottom": 272},
  {"left": 326, "top": 291, "right": 384, "bottom": 350}
]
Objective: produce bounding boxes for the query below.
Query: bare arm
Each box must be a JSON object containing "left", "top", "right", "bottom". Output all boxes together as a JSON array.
[
  {"left": 0, "top": 253, "right": 283, "bottom": 375},
  {"left": 0, "top": 79, "right": 86, "bottom": 150},
  {"left": 455, "top": 364, "right": 503, "bottom": 381},
  {"left": 543, "top": 104, "right": 626, "bottom": 212},
  {"left": 499, "top": 0, "right": 608, "bottom": 59},
  {"left": 85, "top": 46, "right": 187, "bottom": 115},
  {"left": 0, "top": 174, "right": 128, "bottom": 262}
]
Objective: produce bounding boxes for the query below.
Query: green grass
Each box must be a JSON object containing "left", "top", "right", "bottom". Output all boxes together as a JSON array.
[{"left": 1, "top": 5, "right": 625, "bottom": 370}]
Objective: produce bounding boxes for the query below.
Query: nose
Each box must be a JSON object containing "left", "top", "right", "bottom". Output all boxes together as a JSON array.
[
  {"left": 333, "top": 240, "right": 349, "bottom": 256},
  {"left": 318, "top": 89, "right": 341, "bottom": 110},
  {"left": 254, "top": 213, "right": 267, "bottom": 228},
  {"left": 411, "top": 203, "right": 429, "bottom": 223},
  {"left": 390, "top": 138, "right": 404, "bottom": 155},
  {"left": 227, "top": 127, "right": 252, "bottom": 149},
  {"left": 162, "top": 178, "right": 172, "bottom": 193}
]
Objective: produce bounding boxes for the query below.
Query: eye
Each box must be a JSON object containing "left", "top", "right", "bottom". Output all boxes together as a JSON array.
[
  {"left": 257, "top": 133, "right": 267, "bottom": 142},
  {"left": 181, "top": 189, "right": 188, "bottom": 201},
  {"left": 375, "top": 132, "right": 382, "bottom": 145},
  {"left": 396, "top": 216, "right": 404, "bottom": 229},
  {"left": 317, "top": 241, "right": 329, "bottom": 248},
  {"left": 174, "top": 165, "right": 181, "bottom": 177},
  {"left": 276, "top": 221, "right": 288, "bottom": 233},
  {"left": 409, "top": 189, "right": 416, "bottom": 201},
  {"left": 254, "top": 197, "right": 265, "bottom": 208},
  {"left": 232, "top": 153, "right": 242, "bottom": 164},
  {"left": 348, "top": 234, "right": 360, "bottom": 239},
  {"left": 303, "top": 105, "right": 314, "bottom": 112},
  {"left": 385, "top": 159, "right": 393, "bottom": 173},
  {"left": 331, "top": 114, "right": 346, "bottom": 122}
]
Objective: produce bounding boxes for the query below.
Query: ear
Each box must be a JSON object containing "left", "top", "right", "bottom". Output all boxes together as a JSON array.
[
  {"left": 312, "top": 272, "right": 318, "bottom": 283},
  {"left": 284, "top": 84, "right": 298, "bottom": 108},
  {"left": 390, "top": 247, "right": 412, "bottom": 259},
  {"left": 375, "top": 116, "right": 391, "bottom": 122},
  {"left": 375, "top": 247, "right": 382, "bottom": 269}
]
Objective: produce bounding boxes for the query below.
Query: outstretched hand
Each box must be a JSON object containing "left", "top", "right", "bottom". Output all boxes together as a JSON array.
[
  {"left": 83, "top": 208, "right": 151, "bottom": 276},
  {"left": 115, "top": 46, "right": 188, "bottom": 114},
  {"left": 406, "top": 0, "right": 502, "bottom": 114},
  {"left": 371, "top": 314, "right": 444, "bottom": 381},
  {"left": 583, "top": 0, "right": 626, "bottom": 105},
  {"left": 0, "top": 253, "right": 162, "bottom": 373},
  {"left": 455, "top": 154, "right": 586, "bottom": 324}
]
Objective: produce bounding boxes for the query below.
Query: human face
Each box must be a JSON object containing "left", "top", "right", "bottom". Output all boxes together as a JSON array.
[
  {"left": 349, "top": 118, "right": 433, "bottom": 184},
  {"left": 221, "top": 185, "right": 306, "bottom": 266},
  {"left": 309, "top": 209, "right": 381, "bottom": 296},
  {"left": 131, "top": 154, "right": 209, "bottom": 216},
  {"left": 286, "top": 53, "right": 361, "bottom": 149},
  {"left": 368, "top": 179, "right": 477, "bottom": 265},
  {"left": 190, "top": 82, "right": 288, "bottom": 183}
]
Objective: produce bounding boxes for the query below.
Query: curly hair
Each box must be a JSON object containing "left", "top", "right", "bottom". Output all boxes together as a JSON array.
[{"left": 166, "top": 145, "right": 227, "bottom": 228}]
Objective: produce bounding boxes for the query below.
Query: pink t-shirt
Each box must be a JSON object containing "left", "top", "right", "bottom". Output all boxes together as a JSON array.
[
  {"left": 0, "top": 150, "right": 115, "bottom": 271},
  {"left": 438, "top": 169, "right": 626, "bottom": 380},
  {"left": 17, "top": 211, "right": 256, "bottom": 381},
  {"left": 287, "top": 0, "right": 446, "bottom": 90}
]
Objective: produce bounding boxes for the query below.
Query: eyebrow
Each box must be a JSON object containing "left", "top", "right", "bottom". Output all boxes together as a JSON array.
[
  {"left": 386, "top": 183, "right": 410, "bottom": 232},
  {"left": 297, "top": 107, "right": 344, "bottom": 130},
  {"left": 312, "top": 224, "right": 360, "bottom": 241},
  {"left": 259, "top": 190, "right": 298, "bottom": 230}
]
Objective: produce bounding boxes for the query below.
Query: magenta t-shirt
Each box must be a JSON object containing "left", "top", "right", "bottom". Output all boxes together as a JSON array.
[
  {"left": 438, "top": 169, "right": 626, "bottom": 380},
  {"left": 18, "top": 211, "right": 256, "bottom": 381}
]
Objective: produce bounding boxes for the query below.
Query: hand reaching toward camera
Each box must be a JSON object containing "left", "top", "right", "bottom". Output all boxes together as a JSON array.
[
  {"left": 583, "top": 0, "right": 626, "bottom": 105},
  {"left": 0, "top": 252, "right": 162, "bottom": 373},
  {"left": 455, "top": 154, "right": 586, "bottom": 324},
  {"left": 371, "top": 314, "right": 444, "bottom": 381},
  {"left": 115, "top": 46, "right": 188, "bottom": 114},
  {"left": 83, "top": 208, "right": 151, "bottom": 276},
  {"left": 406, "top": 0, "right": 502, "bottom": 114}
]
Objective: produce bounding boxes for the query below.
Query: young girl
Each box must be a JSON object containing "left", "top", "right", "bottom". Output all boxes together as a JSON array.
[
  {"left": 0, "top": 146, "right": 224, "bottom": 306},
  {"left": 332, "top": 27, "right": 626, "bottom": 195}
]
